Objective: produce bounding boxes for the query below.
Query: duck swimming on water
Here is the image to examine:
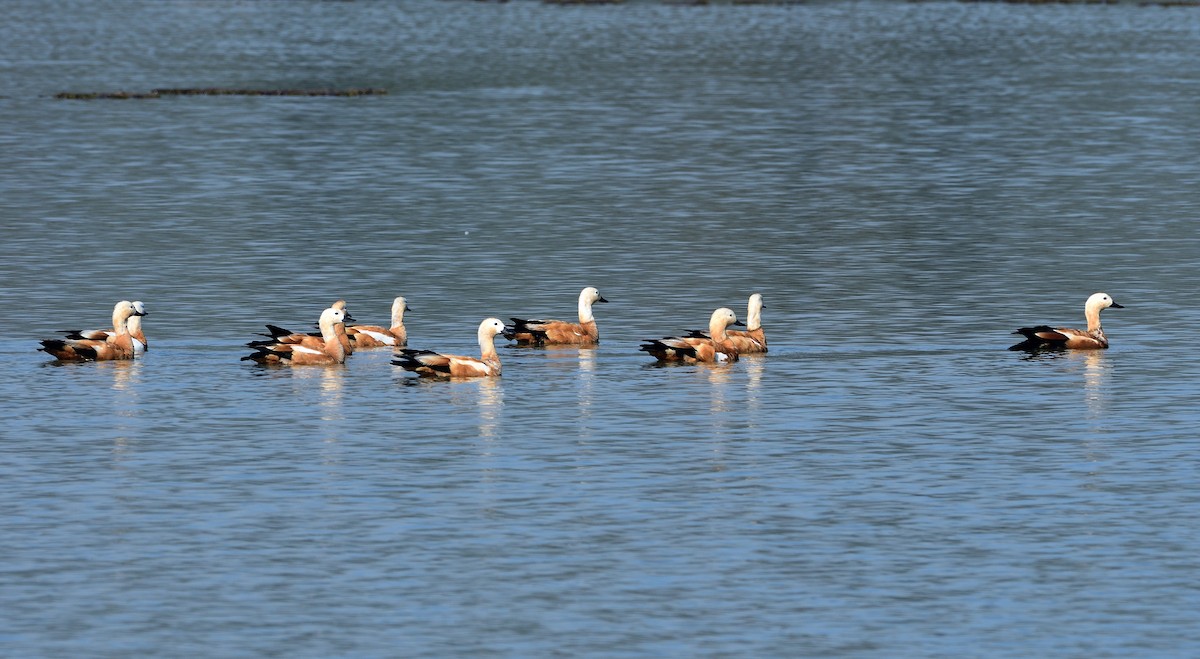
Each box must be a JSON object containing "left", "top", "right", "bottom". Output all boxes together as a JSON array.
[
  {"left": 243, "top": 306, "right": 350, "bottom": 365},
  {"left": 505, "top": 286, "right": 608, "bottom": 346},
  {"left": 40, "top": 300, "right": 147, "bottom": 361},
  {"left": 347, "top": 296, "right": 410, "bottom": 348},
  {"left": 61, "top": 300, "right": 149, "bottom": 353},
  {"left": 394, "top": 318, "right": 505, "bottom": 377},
  {"left": 686, "top": 293, "right": 766, "bottom": 354},
  {"left": 640, "top": 308, "right": 744, "bottom": 363},
  {"left": 1009, "top": 292, "right": 1124, "bottom": 351}
]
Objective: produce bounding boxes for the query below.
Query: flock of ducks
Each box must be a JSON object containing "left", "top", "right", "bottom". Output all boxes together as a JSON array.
[{"left": 37, "top": 289, "right": 1124, "bottom": 377}]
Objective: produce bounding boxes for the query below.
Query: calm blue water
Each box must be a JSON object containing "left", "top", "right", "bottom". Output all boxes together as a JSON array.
[{"left": 3, "top": 1, "right": 1200, "bottom": 656}]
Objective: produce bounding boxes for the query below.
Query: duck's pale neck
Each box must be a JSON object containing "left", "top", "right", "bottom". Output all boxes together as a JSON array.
[
  {"left": 1084, "top": 304, "right": 1103, "bottom": 333},
  {"left": 391, "top": 299, "right": 407, "bottom": 328},
  {"left": 128, "top": 315, "right": 142, "bottom": 334},
  {"left": 479, "top": 329, "right": 499, "bottom": 361},
  {"left": 578, "top": 295, "right": 595, "bottom": 324},
  {"left": 710, "top": 318, "right": 730, "bottom": 342},
  {"left": 112, "top": 309, "right": 132, "bottom": 336},
  {"left": 321, "top": 317, "right": 347, "bottom": 361},
  {"left": 745, "top": 303, "right": 762, "bottom": 332}
]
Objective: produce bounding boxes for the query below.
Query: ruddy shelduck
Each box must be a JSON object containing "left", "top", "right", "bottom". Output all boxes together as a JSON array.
[
  {"left": 251, "top": 302, "right": 356, "bottom": 356},
  {"left": 347, "top": 296, "right": 410, "bottom": 348},
  {"left": 504, "top": 286, "right": 608, "bottom": 346},
  {"left": 62, "top": 300, "right": 149, "bottom": 353},
  {"left": 686, "top": 293, "right": 766, "bottom": 354},
  {"left": 393, "top": 318, "right": 505, "bottom": 377},
  {"left": 640, "top": 308, "right": 744, "bottom": 363},
  {"left": 40, "top": 300, "right": 147, "bottom": 361},
  {"left": 243, "top": 307, "right": 349, "bottom": 365},
  {"left": 1010, "top": 292, "right": 1124, "bottom": 351}
]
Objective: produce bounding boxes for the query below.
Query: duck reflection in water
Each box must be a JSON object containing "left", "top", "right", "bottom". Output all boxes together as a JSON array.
[
  {"left": 1077, "top": 349, "right": 1109, "bottom": 419},
  {"left": 106, "top": 358, "right": 143, "bottom": 461},
  {"left": 1014, "top": 347, "right": 1111, "bottom": 420},
  {"left": 318, "top": 365, "right": 346, "bottom": 424},
  {"left": 476, "top": 377, "right": 503, "bottom": 441},
  {"left": 577, "top": 348, "right": 596, "bottom": 422},
  {"left": 101, "top": 357, "right": 142, "bottom": 392},
  {"left": 744, "top": 352, "right": 764, "bottom": 414}
]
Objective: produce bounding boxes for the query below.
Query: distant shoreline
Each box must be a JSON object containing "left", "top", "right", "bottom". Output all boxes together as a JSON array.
[{"left": 55, "top": 88, "right": 388, "bottom": 100}]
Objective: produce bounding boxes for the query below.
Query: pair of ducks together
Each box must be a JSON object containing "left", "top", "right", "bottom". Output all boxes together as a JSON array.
[
  {"left": 38, "top": 300, "right": 149, "bottom": 361},
  {"left": 37, "top": 290, "right": 1123, "bottom": 372},
  {"left": 238, "top": 287, "right": 769, "bottom": 377}
]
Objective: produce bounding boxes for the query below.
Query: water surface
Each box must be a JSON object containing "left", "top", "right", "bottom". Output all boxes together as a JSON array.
[{"left": 3, "top": 1, "right": 1200, "bottom": 656}]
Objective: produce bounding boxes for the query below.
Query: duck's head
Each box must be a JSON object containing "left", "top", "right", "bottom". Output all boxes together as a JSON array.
[
  {"left": 1087, "top": 292, "right": 1123, "bottom": 311},
  {"left": 583, "top": 286, "right": 608, "bottom": 305},
  {"left": 479, "top": 317, "right": 506, "bottom": 338},
  {"left": 710, "top": 307, "right": 744, "bottom": 330}
]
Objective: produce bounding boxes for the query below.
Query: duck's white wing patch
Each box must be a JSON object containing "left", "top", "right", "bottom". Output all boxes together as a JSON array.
[
  {"left": 358, "top": 329, "right": 395, "bottom": 345},
  {"left": 454, "top": 358, "right": 489, "bottom": 376}
]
